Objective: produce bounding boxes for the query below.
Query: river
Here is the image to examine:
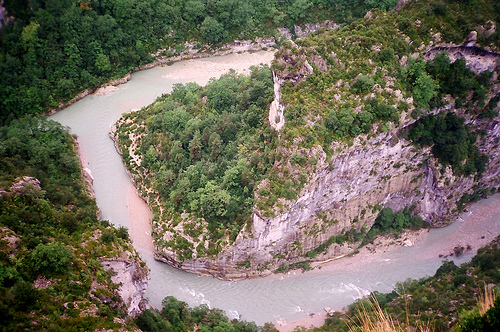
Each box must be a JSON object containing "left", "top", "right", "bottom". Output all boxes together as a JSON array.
[{"left": 50, "top": 51, "right": 500, "bottom": 326}]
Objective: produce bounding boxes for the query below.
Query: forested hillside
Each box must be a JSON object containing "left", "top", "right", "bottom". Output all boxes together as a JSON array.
[
  {"left": 0, "top": 116, "right": 148, "bottom": 330},
  {"left": 0, "top": 0, "right": 395, "bottom": 124}
]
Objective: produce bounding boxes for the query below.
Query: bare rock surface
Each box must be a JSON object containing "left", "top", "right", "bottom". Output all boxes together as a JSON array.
[
  {"left": 101, "top": 259, "right": 149, "bottom": 317},
  {"left": 10, "top": 176, "right": 41, "bottom": 194}
]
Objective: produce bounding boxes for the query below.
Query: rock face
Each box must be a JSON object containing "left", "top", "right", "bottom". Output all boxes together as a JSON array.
[
  {"left": 0, "top": 227, "right": 20, "bottom": 257},
  {"left": 101, "top": 259, "right": 149, "bottom": 317},
  {"left": 269, "top": 72, "right": 285, "bottom": 131},
  {"left": 294, "top": 21, "right": 339, "bottom": 37},
  {"left": 9, "top": 176, "right": 42, "bottom": 195},
  {"left": 273, "top": 41, "right": 319, "bottom": 85},
  {"left": 423, "top": 46, "right": 500, "bottom": 75}
]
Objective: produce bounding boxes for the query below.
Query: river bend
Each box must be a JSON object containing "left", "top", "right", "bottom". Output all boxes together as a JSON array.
[{"left": 50, "top": 51, "right": 500, "bottom": 325}]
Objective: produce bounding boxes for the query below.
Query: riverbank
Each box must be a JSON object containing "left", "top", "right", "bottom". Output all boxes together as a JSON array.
[{"left": 275, "top": 193, "right": 500, "bottom": 331}]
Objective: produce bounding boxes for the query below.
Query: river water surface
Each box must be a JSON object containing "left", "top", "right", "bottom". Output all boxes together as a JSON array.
[{"left": 50, "top": 51, "right": 500, "bottom": 326}]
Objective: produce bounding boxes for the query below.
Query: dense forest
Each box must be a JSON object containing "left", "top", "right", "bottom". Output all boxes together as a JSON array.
[
  {"left": 115, "top": 67, "right": 278, "bottom": 260},
  {"left": 0, "top": 116, "right": 144, "bottom": 330},
  {"left": 0, "top": 0, "right": 397, "bottom": 124}
]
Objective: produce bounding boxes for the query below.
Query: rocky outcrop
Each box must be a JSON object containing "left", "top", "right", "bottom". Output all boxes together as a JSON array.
[
  {"left": 273, "top": 41, "right": 316, "bottom": 85},
  {"left": 269, "top": 72, "right": 285, "bottom": 131},
  {"left": 394, "top": 0, "right": 415, "bottom": 11},
  {"left": 423, "top": 45, "right": 500, "bottom": 75},
  {"left": 101, "top": 259, "right": 149, "bottom": 317},
  {"left": 0, "top": 227, "right": 20, "bottom": 257},
  {"left": 294, "top": 21, "right": 340, "bottom": 37},
  {"left": 0, "top": 0, "right": 12, "bottom": 29},
  {"left": 1, "top": 176, "right": 43, "bottom": 197},
  {"left": 277, "top": 21, "right": 339, "bottom": 40}
]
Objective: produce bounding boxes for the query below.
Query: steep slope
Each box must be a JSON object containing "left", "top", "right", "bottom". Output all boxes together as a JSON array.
[
  {"left": 115, "top": 0, "right": 500, "bottom": 279},
  {"left": 0, "top": 116, "right": 148, "bottom": 330}
]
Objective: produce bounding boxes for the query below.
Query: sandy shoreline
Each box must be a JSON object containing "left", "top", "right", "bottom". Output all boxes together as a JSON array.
[{"left": 275, "top": 193, "right": 500, "bottom": 331}]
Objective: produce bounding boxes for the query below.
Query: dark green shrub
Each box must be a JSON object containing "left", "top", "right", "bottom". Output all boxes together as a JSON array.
[
  {"left": 31, "top": 242, "right": 72, "bottom": 275},
  {"left": 101, "top": 229, "right": 116, "bottom": 244},
  {"left": 351, "top": 75, "right": 375, "bottom": 94}
]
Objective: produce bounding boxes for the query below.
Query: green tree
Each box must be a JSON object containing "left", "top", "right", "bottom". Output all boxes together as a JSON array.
[
  {"left": 288, "top": 0, "right": 311, "bottom": 21},
  {"left": 95, "top": 53, "right": 111, "bottom": 74},
  {"left": 183, "top": 0, "right": 206, "bottom": 29},
  {"left": 376, "top": 207, "right": 395, "bottom": 230},
  {"left": 200, "top": 16, "right": 227, "bottom": 44},
  {"left": 31, "top": 241, "right": 72, "bottom": 275},
  {"left": 189, "top": 131, "right": 203, "bottom": 161},
  {"left": 197, "top": 182, "right": 231, "bottom": 220}
]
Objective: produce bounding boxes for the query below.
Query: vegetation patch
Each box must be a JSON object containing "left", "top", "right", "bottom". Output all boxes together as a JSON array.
[
  {"left": 116, "top": 67, "right": 277, "bottom": 260},
  {"left": 407, "top": 113, "right": 488, "bottom": 176}
]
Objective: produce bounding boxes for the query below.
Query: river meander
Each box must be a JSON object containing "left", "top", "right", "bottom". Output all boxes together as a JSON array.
[{"left": 50, "top": 51, "right": 500, "bottom": 326}]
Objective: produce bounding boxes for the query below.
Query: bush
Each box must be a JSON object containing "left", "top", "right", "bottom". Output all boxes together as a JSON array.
[
  {"left": 31, "top": 242, "right": 72, "bottom": 275},
  {"left": 117, "top": 226, "right": 130, "bottom": 240},
  {"left": 407, "top": 112, "right": 488, "bottom": 176},
  {"left": 379, "top": 47, "right": 394, "bottom": 64},
  {"left": 351, "top": 75, "right": 375, "bottom": 94},
  {"left": 101, "top": 229, "right": 116, "bottom": 244}
]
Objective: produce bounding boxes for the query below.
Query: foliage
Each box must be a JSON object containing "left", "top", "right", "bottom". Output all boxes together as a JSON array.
[
  {"left": 31, "top": 241, "right": 72, "bottom": 275},
  {"left": 364, "top": 206, "right": 424, "bottom": 244},
  {"left": 458, "top": 297, "right": 500, "bottom": 331},
  {"left": 0, "top": 116, "right": 141, "bottom": 330},
  {"left": 136, "top": 296, "right": 266, "bottom": 332},
  {"left": 116, "top": 67, "right": 276, "bottom": 259},
  {"left": 0, "top": 0, "right": 409, "bottom": 124},
  {"left": 407, "top": 112, "right": 488, "bottom": 176},
  {"left": 200, "top": 16, "right": 227, "bottom": 44},
  {"left": 402, "top": 57, "right": 439, "bottom": 110}
]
